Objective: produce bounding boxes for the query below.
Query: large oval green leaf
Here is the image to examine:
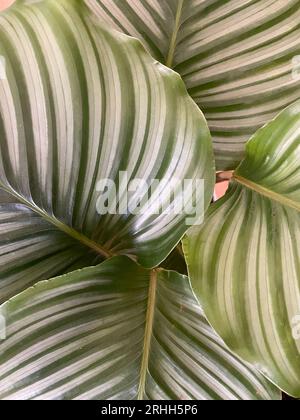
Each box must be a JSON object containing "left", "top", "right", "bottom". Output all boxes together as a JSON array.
[
  {"left": 86, "top": 0, "right": 300, "bottom": 169},
  {"left": 0, "top": 256, "right": 280, "bottom": 400},
  {"left": 0, "top": 0, "right": 214, "bottom": 302},
  {"left": 184, "top": 100, "right": 300, "bottom": 397}
]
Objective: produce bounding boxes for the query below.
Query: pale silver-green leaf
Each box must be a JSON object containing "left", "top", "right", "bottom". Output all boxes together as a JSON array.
[
  {"left": 0, "top": 0, "right": 214, "bottom": 304},
  {"left": 86, "top": 0, "right": 300, "bottom": 169},
  {"left": 184, "top": 100, "right": 300, "bottom": 397},
  {"left": 0, "top": 256, "right": 280, "bottom": 400}
]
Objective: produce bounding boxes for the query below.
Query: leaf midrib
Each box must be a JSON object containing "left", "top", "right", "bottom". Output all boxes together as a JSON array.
[
  {"left": 234, "top": 174, "right": 300, "bottom": 212},
  {"left": 165, "top": 0, "right": 185, "bottom": 68},
  {"left": 138, "top": 269, "right": 158, "bottom": 400},
  {"left": 0, "top": 182, "right": 114, "bottom": 259}
]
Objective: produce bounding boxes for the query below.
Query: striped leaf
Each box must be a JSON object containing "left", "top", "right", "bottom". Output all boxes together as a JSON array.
[
  {"left": 86, "top": 0, "right": 300, "bottom": 169},
  {"left": 0, "top": 188, "right": 103, "bottom": 304},
  {"left": 0, "top": 256, "right": 280, "bottom": 400},
  {"left": 184, "top": 100, "right": 300, "bottom": 397},
  {"left": 0, "top": 0, "right": 214, "bottom": 301}
]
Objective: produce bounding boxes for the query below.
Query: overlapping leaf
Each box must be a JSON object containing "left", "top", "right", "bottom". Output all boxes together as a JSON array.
[
  {"left": 86, "top": 0, "right": 300, "bottom": 169},
  {"left": 0, "top": 256, "right": 279, "bottom": 400},
  {"left": 0, "top": 0, "right": 214, "bottom": 303},
  {"left": 184, "top": 100, "right": 300, "bottom": 397}
]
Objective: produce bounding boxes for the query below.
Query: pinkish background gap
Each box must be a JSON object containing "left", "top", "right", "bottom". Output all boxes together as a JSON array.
[
  {"left": 0, "top": 0, "right": 14, "bottom": 10},
  {"left": 215, "top": 181, "right": 229, "bottom": 200}
]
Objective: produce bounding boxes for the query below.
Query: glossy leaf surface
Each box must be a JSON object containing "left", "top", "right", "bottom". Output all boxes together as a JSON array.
[
  {"left": 87, "top": 0, "right": 300, "bottom": 169},
  {"left": 184, "top": 100, "right": 300, "bottom": 397},
  {"left": 0, "top": 0, "right": 214, "bottom": 305},
  {"left": 0, "top": 256, "right": 280, "bottom": 400}
]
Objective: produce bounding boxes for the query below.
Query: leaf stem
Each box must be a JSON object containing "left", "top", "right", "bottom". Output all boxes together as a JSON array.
[{"left": 216, "top": 171, "right": 233, "bottom": 183}]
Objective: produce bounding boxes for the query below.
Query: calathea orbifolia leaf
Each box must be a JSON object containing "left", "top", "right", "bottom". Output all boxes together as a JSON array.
[
  {"left": 184, "top": 100, "right": 300, "bottom": 397},
  {"left": 86, "top": 0, "right": 300, "bottom": 170},
  {"left": 0, "top": 0, "right": 214, "bottom": 302},
  {"left": 0, "top": 256, "right": 280, "bottom": 400}
]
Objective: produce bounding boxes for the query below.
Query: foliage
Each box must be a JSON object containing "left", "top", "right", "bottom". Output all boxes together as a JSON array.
[{"left": 0, "top": 0, "right": 300, "bottom": 400}]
